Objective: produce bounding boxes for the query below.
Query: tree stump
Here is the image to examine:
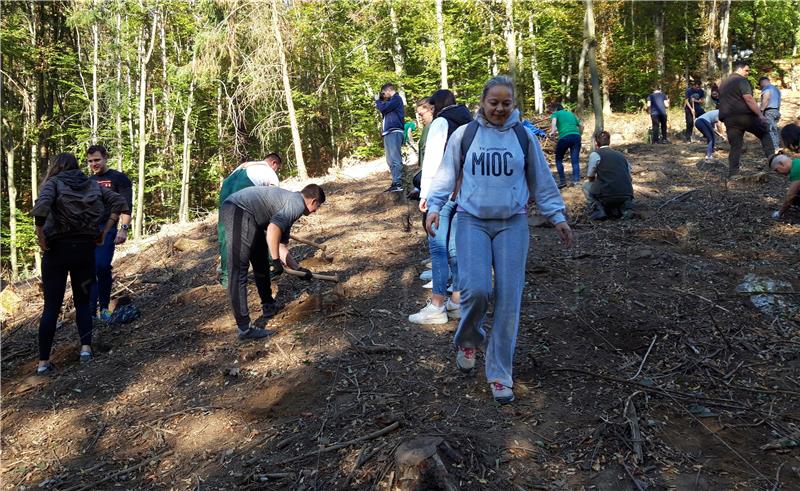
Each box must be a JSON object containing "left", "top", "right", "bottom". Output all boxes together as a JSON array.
[{"left": 394, "top": 436, "right": 462, "bottom": 491}]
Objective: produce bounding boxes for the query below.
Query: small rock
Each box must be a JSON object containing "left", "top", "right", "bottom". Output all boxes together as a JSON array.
[{"left": 632, "top": 248, "right": 654, "bottom": 260}]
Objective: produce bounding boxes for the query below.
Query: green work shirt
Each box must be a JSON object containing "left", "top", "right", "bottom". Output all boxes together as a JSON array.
[
  {"left": 418, "top": 124, "right": 431, "bottom": 165},
  {"left": 552, "top": 110, "right": 582, "bottom": 139},
  {"left": 403, "top": 121, "right": 417, "bottom": 144},
  {"left": 790, "top": 158, "right": 800, "bottom": 182}
]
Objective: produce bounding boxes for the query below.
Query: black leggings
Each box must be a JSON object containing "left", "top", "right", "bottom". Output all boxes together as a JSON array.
[
  {"left": 39, "top": 240, "right": 96, "bottom": 360},
  {"left": 650, "top": 114, "right": 667, "bottom": 142}
]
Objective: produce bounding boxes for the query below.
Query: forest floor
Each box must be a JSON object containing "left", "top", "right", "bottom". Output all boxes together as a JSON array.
[{"left": 2, "top": 98, "right": 800, "bottom": 490}]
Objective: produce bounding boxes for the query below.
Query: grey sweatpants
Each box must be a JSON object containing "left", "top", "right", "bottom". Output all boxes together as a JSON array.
[
  {"left": 453, "top": 212, "right": 529, "bottom": 388},
  {"left": 221, "top": 202, "right": 270, "bottom": 330},
  {"left": 764, "top": 108, "right": 781, "bottom": 150}
]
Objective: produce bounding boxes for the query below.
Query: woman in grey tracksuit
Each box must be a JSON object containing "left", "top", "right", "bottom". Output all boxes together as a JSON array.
[{"left": 425, "top": 76, "right": 573, "bottom": 404}]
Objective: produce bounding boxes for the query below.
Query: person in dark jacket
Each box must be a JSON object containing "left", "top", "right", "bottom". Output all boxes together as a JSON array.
[
  {"left": 684, "top": 80, "right": 706, "bottom": 141},
  {"left": 31, "top": 153, "right": 129, "bottom": 375},
  {"left": 583, "top": 131, "right": 634, "bottom": 220},
  {"left": 781, "top": 122, "right": 800, "bottom": 152},
  {"left": 86, "top": 145, "right": 132, "bottom": 321},
  {"left": 375, "top": 83, "right": 405, "bottom": 192},
  {"left": 410, "top": 89, "right": 473, "bottom": 325}
]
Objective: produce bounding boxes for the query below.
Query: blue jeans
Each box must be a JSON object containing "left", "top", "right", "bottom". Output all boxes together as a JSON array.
[
  {"left": 383, "top": 131, "right": 403, "bottom": 186},
  {"left": 694, "top": 119, "right": 715, "bottom": 157},
  {"left": 453, "top": 213, "right": 529, "bottom": 387},
  {"left": 555, "top": 134, "right": 581, "bottom": 184},
  {"left": 90, "top": 226, "right": 117, "bottom": 314},
  {"left": 428, "top": 200, "right": 458, "bottom": 296}
]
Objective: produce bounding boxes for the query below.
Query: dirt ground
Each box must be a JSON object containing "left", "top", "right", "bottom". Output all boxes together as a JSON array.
[{"left": 2, "top": 103, "right": 799, "bottom": 490}]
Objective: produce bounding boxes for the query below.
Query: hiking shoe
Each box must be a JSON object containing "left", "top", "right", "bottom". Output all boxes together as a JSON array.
[
  {"left": 385, "top": 184, "right": 404, "bottom": 193},
  {"left": 79, "top": 351, "right": 93, "bottom": 363},
  {"left": 422, "top": 280, "right": 433, "bottom": 289},
  {"left": 446, "top": 299, "right": 461, "bottom": 319},
  {"left": 36, "top": 363, "right": 55, "bottom": 376},
  {"left": 557, "top": 182, "right": 567, "bottom": 189},
  {"left": 590, "top": 207, "right": 608, "bottom": 221},
  {"left": 238, "top": 325, "right": 275, "bottom": 340},
  {"left": 419, "top": 269, "right": 433, "bottom": 281},
  {"left": 262, "top": 302, "right": 280, "bottom": 318},
  {"left": 456, "top": 347, "right": 476, "bottom": 372},
  {"left": 490, "top": 382, "right": 515, "bottom": 404},
  {"left": 408, "top": 300, "right": 448, "bottom": 325}
]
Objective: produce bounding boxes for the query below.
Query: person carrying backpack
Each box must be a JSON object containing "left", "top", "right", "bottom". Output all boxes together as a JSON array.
[
  {"left": 31, "top": 153, "right": 129, "bottom": 375},
  {"left": 426, "top": 76, "right": 573, "bottom": 404},
  {"left": 410, "top": 89, "right": 473, "bottom": 324}
]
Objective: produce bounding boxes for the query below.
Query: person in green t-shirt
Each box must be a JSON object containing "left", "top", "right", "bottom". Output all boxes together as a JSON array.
[
  {"left": 768, "top": 153, "right": 800, "bottom": 219},
  {"left": 403, "top": 120, "right": 417, "bottom": 145},
  {"left": 548, "top": 103, "right": 584, "bottom": 188}
]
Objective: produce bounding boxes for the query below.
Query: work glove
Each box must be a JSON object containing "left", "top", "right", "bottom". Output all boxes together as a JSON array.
[
  {"left": 269, "top": 255, "right": 284, "bottom": 276},
  {"left": 296, "top": 267, "right": 313, "bottom": 281}
]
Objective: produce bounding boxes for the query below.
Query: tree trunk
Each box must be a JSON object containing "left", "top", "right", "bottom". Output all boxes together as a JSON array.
[
  {"left": 577, "top": 38, "right": 588, "bottom": 115},
  {"left": 654, "top": 1, "right": 665, "bottom": 82},
  {"left": 179, "top": 53, "right": 196, "bottom": 223},
  {"left": 489, "top": 15, "right": 498, "bottom": 77},
  {"left": 719, "top": 0, "right": 732, "bottom": 74},
  {"left": 5, "top": 146, "right": 18, "bottom": 278},
  {"left": 705, "top": 0, "right": 718, "bottom": 101},
  {"left": 389, "top": 4, "right": 407, "bottom": 102},
  {"left": 601, "top": 32, "right": 612, "bottom": 116},
  {"left": 271, "top": 0, "right": 307, "bottom": 179},
  {"left": 115, "top": 11, "right": 123, "bottom": 170},
  {"left": 91, "top": 13, "right": 99, "bottom": 144},
  {"left": 436, "top": 0, "right": 448, "bottom": 88},
  {"left": 504, "top": 0, "right": 516, "bottom": 82},
  {"left": 565, "top": 61, "right": 572, "bottom": 102},
  {"left": 134, "top": 11, "right": 158, "bottom": 238},
  {"left": 585, "top": 0, "right": 603, "bottom": 137},
  {"left": 528, "top": 16, "right": 543, "bottom": 114}
]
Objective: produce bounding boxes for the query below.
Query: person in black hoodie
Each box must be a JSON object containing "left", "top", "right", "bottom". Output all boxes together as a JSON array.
[
  {"left": 409, "top": 89, "right": 472, "bottom": 325},
  {"left": 31, "top": 153, "right": 129, "bottom": 375}
]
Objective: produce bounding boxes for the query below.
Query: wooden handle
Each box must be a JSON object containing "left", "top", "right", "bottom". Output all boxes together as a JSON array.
[
  {"left": 290, "top": 234, "right": 327, "bottom": 251},
  {"left": 284, "top": 268, "right": 339, "bottom": 283}
]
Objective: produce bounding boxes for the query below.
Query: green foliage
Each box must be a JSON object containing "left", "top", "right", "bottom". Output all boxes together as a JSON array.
[{"left": 2, "top": 0, "right": 799, "bottom": 276}]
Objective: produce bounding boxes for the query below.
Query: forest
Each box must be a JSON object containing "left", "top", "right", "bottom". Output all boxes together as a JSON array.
[{"left": 2, "top": 0, "right": 800, "bottom": 278}]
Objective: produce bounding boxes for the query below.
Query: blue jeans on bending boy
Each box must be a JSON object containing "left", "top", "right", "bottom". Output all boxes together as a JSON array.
[{"left": 554, "top": 134, "right": 581, "bottom": 185}]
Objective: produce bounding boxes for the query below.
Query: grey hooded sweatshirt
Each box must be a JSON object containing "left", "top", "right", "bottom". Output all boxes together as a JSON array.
[{"left": 426, "top": 109, "right": 566, "bottom": 224}]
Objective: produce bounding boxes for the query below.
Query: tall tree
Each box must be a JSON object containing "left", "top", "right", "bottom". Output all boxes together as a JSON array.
[
  {"left": 436, "top": 0, "right": 448, "bottom": 89},
  {"left": 504, "top": 0, "right": 516, "bottom": 82},
  {"left": 134, "top": 9, "right": 158, "bottom": 238},
  {"left": 719, "top": 0, "right": 732, "bottom": 74},
  {"left": 389, "top": 4, "right": 406, "bottom": 101},
  {"left": 271, "top": 0, "right": 307, "bottom": 179},
  {"left": 585, "top": 0, "right": 603, "bottom": 135},
  {"left": 528, "top": 15, "right": 543, "bottom": 114},
  {"left": 653, "top": 1, "right": 665, "bottom": 82}
]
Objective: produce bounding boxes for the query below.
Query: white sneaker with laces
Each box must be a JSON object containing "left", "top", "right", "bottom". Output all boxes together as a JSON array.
[
  {"left": 422, "top": 280, "right": 433, "bottom": 289},
  {"left": 446, "top": 299, "right": 461, "bottom": 319},
  {"left": 490, "top": 382, "right": 515, "bottom": 404},
  {"left": 408, "top": 300, "right": 447, "bottom": 324},
  {"left": 456, "top": 346, "right": 476, "bottom": 372}
]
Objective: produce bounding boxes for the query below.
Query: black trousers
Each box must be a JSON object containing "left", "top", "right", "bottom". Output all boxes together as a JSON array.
[
  {"left": 39, "top": 240, "right": 96, "bottom": 360},
  {"left": 723, "top": 114, "right": 775, "bottom": 176},
  {"left": 685, "top": 106, "right": 705, "bottom": 139},
  {"left": 221, "top": 203, "right": 274, "bottom": 329},
  {"left": 650, "top": 114, "right": 667, "bottom": 142}
]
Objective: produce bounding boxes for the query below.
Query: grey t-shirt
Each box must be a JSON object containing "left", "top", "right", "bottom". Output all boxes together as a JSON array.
[{"left": 224, "top": 186, "right": 306, "bottom": 243}]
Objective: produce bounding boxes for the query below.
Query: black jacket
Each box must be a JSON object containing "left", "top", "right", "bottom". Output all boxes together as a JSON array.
[
  {"left": 437, "top": 104, "right": 474, "bottom": 138},
  {"left": 32, "top": 169, "right": 130, "bottom": 242}
]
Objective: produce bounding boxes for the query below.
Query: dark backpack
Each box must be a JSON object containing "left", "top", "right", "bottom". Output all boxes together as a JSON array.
[{"left": 52, "top": 179, "right": 105, "bottom": 236}]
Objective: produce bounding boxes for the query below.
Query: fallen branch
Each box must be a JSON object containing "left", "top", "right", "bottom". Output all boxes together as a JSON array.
[
  {"left": 272, "top": 421, "right": 400, "bottom": 466},
  {"left": 284, "top": 268, "right": 339, "bottom": 283},
  {"left": 62, "top": 450, "right": 173, "bottom": 491},
  {"left": 657, "top": 189, "right": 697, "bottom": 211},
  {"left": 351, "top": 343, "right": 407, "bottom": 354},
  {"left": 627, "top": 335, "right": 657, "bottom": 381},
  {"left": 672, "top": 288, "right": 732, "bottom": 314},
  {"left": 624, "top": 392, "right": 644, "bottom": 464},
  {"left": 290, "top": 234, "right": 326, "bottom": 251}
]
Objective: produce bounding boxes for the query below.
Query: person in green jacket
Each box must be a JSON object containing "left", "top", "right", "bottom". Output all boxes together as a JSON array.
[{"left": 548, "top": 103, "right": 584, "bottom": 188}]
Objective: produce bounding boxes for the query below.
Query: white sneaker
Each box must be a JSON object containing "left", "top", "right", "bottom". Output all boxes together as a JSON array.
[
  {"left": 490, "top": 382, "right": 515, "bottom": 404},
  {"left": 408, "top": 300, "right": 447, "bottom": 324},
  {"left": 419, "top": 270, "right": 433, "bottom": 281},
  {"left": 456, "top": 347, "right": 476, "bottom": 372},
  {"left": 422, "top": 280, "right": 433, "bottom": 289},
  {"left": 446, "top": 299, "right": 461, "bottom": 319}
]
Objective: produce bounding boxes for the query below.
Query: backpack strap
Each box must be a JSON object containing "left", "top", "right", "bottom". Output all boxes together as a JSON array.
[
  {"left": 458, "top": 120, "right": 481, "bottom": 173},
  {"left": 511, "top": 122, "right": 530, "bottom": 175}
]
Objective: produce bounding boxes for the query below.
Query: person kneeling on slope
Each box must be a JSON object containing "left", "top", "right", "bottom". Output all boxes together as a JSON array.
[
  {"left": 768, "top": 153, "right": 800, "bottom": 220},
  {"left": 584, "top": 131, "right": 634, "bottom": 221}
]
